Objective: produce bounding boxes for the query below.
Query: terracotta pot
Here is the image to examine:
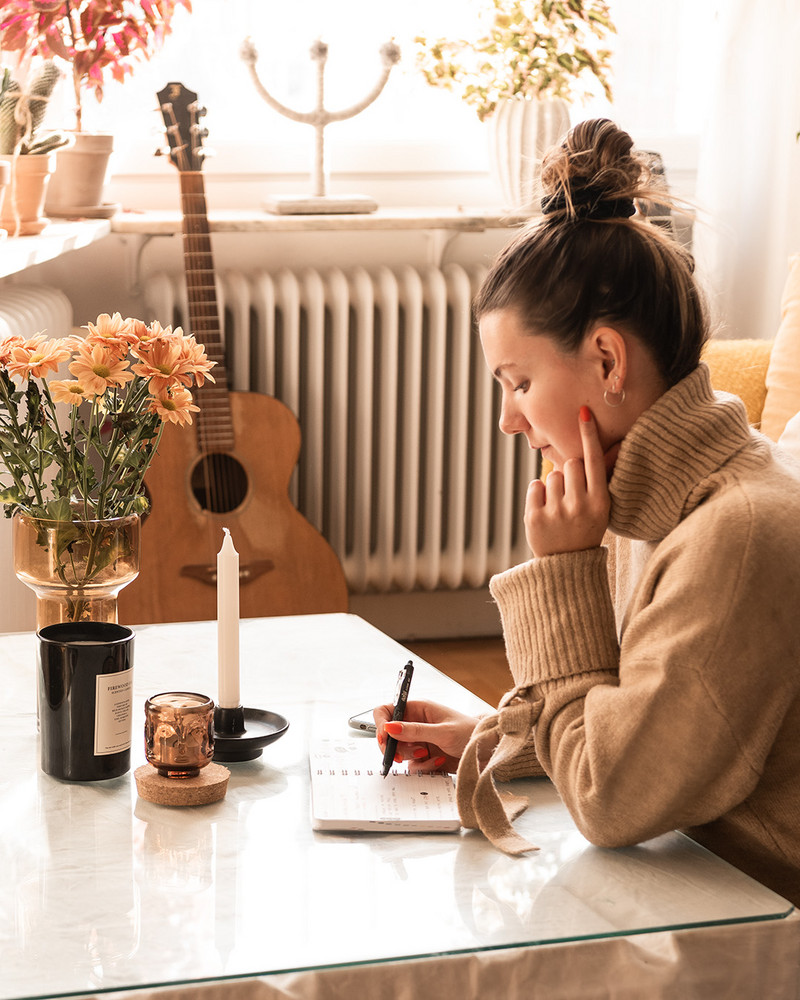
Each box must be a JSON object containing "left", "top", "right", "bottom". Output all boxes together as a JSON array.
[
  {"left": 0, "top": 153, "right": 55, "bottom": 236},
  {"left": 13, "top": 512, "right": 141, "bottom": 630},
  {"left": 45, "top": 132, "right": 116, "bottom": 219},
  {"left": 487, "top": 97, "right": 571, "bottom": 214},
  {"left": 0, "top": 159, "right": 10, "bottom": 234}
]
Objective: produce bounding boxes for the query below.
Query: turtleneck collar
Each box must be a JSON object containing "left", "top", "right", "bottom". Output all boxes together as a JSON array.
[{"left": 608, "top": 363, "right": 755, "bottom": 541}]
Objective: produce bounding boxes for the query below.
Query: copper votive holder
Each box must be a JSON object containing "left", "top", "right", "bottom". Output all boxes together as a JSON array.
[{"left": 144, "top": 692, "right": 215, "bottom": 778}]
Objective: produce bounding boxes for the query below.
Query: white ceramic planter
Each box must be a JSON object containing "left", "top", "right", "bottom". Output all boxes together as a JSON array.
[
  {"left": 487, "top": 97, "right": 571, "bottom": 214},
  {"left": 45, "top": 132, "right": 117, "bottom": 219}
]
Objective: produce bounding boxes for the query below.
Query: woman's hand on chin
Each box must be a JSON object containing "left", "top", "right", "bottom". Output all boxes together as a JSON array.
[{"left": 525, "top": 405, "right": 611, "bottom": 558}]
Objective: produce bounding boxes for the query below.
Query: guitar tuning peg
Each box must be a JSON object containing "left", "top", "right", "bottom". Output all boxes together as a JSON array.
[
  {"left": 154, "top": 146, "right": 172, "bottom": 158},
  {"left": 198, "top": 145, "right": 215, "bottom": 160},
  {"left": 192, "top": 126, "right": 210, "bottom": 141}
]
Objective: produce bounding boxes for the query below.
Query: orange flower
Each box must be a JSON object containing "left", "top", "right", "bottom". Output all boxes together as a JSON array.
[
  {"left": 131, "top": 336, "right": 190, "bottom": 393},
  {"left": 5, "top": 334, "right": 74, "bottom": 379},
  {"left": 0, "top": 335, "right": 24, "bottom": 365},
  {"left": 83, "top": 312, "right": 137, "bottom": 355},
  {"left": 149, "top": 385, "right": 200, "bottom": 425},
  {"left": 68, "top": 342, "right": 134, "bottom": 395},
  {"left": 48, "top": 379, "right": 90, "bottom": 405},
  {"left": 126, "top": 318, "right": 150, "bottom": 344},
  {"left": 137, "top": 320, "right": 177, "bottom": 345},
  {"left": 178, "top": 335, "right": 216, "bottom": 387}
]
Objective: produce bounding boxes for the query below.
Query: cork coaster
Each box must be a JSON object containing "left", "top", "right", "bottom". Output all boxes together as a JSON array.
[{"left": 134, "top": 762, "right": 230, "bottom": 806}]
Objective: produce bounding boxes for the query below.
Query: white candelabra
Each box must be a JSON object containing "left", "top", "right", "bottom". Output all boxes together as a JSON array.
[{"left": 240, "top": 36, "right": 400, "bottom": 215}]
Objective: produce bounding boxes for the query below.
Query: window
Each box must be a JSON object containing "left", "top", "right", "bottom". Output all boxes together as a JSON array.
[{"left": 28, "top": 0, "right": 719, "bottom": 203}]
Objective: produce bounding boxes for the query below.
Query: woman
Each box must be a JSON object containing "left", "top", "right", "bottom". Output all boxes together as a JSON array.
[{"left": 375, "top": 119, "right": 800, "bottom": 904}]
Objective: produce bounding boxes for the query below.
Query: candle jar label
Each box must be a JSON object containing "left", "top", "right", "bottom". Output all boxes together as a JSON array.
[{"left": 94, "top": 668, "right": 133, "bottom": 755}]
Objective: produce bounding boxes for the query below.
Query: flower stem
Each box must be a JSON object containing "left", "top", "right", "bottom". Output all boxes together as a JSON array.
[{"left": 0, "top": 376, "right": 46, "bottom": 508}]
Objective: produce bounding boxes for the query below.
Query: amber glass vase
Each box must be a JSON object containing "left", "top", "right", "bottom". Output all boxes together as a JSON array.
[{"left": 13, "top": 512, "right": 141, "bottom": 629}]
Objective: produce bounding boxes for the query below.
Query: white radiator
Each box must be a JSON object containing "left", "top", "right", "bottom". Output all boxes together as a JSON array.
[
  {"left": 143, "top": 265, "right": 538, "bottom": 595},
  {"left": 0, "top": 284, "right": 74, "bottom": 633},
  {"left": 0, "top": 283, "right": 73, "bottom": 341}
]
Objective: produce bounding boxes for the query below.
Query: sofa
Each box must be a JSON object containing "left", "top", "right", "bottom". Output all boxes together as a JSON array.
[{"left": 706, "top": 253, "right": 800, "bottom": 444}]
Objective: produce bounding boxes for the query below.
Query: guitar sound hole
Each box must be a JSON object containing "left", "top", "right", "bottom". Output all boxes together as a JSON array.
[{"left": 190, "top": 453, "right": 249, "bottom": 513}]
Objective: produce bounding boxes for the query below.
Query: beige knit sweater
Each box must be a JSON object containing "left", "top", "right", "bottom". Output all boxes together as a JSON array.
[{"left": 456, "top": 364, "right": 800, "bottom": 904}]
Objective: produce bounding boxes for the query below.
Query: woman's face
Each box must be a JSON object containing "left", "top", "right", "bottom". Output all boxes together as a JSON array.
[{"left": 479, "top": 308, "right": 622, "bottom": 472}]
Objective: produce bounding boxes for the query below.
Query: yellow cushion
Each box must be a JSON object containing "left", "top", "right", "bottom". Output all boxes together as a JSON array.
[
  {"left": 701, "top": 338, "right": 773, "bottom": 427},
  {"left": 761, "top": 253, "right": 800, "bottom": 441}
]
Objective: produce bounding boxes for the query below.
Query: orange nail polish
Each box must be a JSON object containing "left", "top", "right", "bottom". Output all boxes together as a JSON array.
[
  {"left": 384, "top": 722, "right": 402, "bottom": 736},
  {"left": 433, "top": 756, "right": 447, "bottom": 768},
  {"left": 580, "top": 405, "right": 591, "bottom": 423},
  {"left": 412, "top": 747, "right": 428, "bottom": 759}
]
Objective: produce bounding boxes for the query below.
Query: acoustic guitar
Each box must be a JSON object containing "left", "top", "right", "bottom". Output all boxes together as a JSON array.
[{"left": 119, "top": 82, "right": 348, "bottom": 625}]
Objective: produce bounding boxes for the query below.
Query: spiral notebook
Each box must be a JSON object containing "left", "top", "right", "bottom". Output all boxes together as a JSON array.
[{"left": 309, "top": 738, "right": 460, "bottom": 832}]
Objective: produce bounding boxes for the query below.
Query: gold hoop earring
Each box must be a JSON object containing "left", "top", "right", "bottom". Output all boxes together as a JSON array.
[{"left": 604, "top": 376, "right": 625, "bottom": 407}]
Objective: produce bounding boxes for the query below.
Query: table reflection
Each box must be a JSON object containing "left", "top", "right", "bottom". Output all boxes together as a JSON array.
[{"left": 15, "top": 776, "right": 139, "bottom": 990}]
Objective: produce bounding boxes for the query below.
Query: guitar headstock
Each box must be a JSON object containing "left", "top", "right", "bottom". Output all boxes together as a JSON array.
[{"left": 156, "top": 82, "right": 208, "bottom": 172}]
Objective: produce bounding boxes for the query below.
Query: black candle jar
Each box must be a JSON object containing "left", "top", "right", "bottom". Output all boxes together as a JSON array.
[{"left": 37, "top": 621, "right": 134, "bottom": 781}]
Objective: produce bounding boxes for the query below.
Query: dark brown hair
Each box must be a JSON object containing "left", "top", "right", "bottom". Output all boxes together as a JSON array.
[{"left": 474, "top": 119, "right": 708, "bottom": 386}]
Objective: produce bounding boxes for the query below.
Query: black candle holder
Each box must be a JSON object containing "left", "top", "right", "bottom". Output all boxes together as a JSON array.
[{"left": 213, "top": 705, "right": 289, "bottom": 762}]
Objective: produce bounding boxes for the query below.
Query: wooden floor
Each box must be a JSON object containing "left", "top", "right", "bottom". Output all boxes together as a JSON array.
[{"left": 404, "top": 636, "right": 511, "bottom": 707}]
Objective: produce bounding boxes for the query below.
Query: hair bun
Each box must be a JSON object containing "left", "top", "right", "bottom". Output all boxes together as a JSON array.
[{"left": 540, "top": 119, "right": 647, "bottom": 220}]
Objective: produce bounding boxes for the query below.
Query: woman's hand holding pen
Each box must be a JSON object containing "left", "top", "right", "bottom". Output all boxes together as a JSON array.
[
  {"left": 373, "top": 701, "right": 484, "bottom": 773},
  {"left": 525, "top": 406, "right": 611, "bottom": 558}
]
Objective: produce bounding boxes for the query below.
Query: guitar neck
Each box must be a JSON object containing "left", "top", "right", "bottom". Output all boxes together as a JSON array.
[{"left": 179, "top": 171, "right": 234, "bottom": 448}]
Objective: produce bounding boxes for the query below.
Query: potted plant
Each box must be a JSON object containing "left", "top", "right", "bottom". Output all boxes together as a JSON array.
[
  {"left": 415, "top": 0, "right": 615, "bottom": 211},
  {"left": 0, "top": 0, "right": 192, "bottom": 218},
  {"left": 0, "top": 61, "right": 72, "bottom": 234},
  {"left": 0, "top": 312, "right": 215, "bottom": 626}
]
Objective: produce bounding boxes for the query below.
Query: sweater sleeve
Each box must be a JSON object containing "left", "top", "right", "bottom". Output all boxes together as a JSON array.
[
  {"left": 490, "top": 546, "right": 618, "bottom": 781},
  {"left": 489, "top": 506, "right": 800, "bottom": 849}
]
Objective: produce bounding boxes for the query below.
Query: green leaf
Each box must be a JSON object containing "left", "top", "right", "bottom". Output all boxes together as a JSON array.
[
  {"left": 0, "top": 485, "right": 24, "bottom": 504},
  {"left": 44, "top": 497, "right": 74, "bottom": 523}
]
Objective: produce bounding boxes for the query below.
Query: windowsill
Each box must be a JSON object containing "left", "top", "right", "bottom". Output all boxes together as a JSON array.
[
  {"left": 109, "top": 206, "right": 532, "bottom": 235},
  {"left": 0, "top": 219, "right": 112, "bottom": 279}
]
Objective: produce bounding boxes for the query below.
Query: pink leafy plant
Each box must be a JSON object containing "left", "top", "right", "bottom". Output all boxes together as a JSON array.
[{"left": 0, "top": 0, "right": 192, "bottom": 130}]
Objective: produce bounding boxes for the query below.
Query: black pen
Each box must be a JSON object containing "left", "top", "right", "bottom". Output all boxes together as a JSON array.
[{"left": 381, "top": 660, "right": 414, "bottom": 778}]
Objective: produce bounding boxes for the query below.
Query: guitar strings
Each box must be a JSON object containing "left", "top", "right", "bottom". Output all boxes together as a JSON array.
[{"left": 183, "top": 175, "right": 237, "bottom": 520}]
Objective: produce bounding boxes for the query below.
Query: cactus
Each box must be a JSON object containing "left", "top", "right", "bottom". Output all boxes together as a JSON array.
[
  {"left": 25, "top": 132, "right": 72, "bottom": 155},
  {"left": 0, "top": 62, "right": 71, "bottom": 156},
  {"left": 0, "top": 80, "right": 21, "bottom": 154}
]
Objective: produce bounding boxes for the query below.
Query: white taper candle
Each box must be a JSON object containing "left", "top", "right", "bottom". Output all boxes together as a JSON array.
[{"left": 217, "top": 527, "right": 241, "bottom": 709}]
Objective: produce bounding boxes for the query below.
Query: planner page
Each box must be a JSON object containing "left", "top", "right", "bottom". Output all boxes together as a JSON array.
[{"left": 309, "top": 737, "right": 461, "bottom": 832}]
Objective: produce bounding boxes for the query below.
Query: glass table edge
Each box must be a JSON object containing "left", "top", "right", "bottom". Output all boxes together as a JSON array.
[{"left": 10, "top": 903, "right": 796, "bottom": 1000}]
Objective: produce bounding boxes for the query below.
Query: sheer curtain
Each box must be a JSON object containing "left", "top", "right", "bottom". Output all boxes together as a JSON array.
[{"left": 694, "top": 0, "right": 800, "bottom": 340}]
